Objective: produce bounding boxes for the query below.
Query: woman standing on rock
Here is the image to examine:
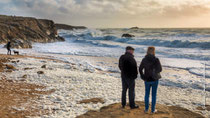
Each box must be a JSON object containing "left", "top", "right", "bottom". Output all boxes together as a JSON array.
[
  {"left": 6, "top": 42, "right": 11, "bottom": 55},
  {"left": 139, "top": 46, "right": 162, "bottom": 113}
]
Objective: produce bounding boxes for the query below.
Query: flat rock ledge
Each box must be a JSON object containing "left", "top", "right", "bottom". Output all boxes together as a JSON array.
[{"left": 77, "top": 101, "right": 205, "bottom": 118}]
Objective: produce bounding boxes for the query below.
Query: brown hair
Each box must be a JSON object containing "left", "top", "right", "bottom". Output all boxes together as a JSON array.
[{"left": 147, "top": 46, "right": 155, "bottom": 56}]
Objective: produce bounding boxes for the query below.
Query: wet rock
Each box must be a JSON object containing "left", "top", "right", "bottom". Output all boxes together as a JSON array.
[
  {"left": 41, "top": 65, "right": 46, "bottom": 69},
  {"left": 20, "top": 79, "right": 26, "bottom": 82},
  {"left": 37, "top": 71, "right": 44, "bottom": 74},
  {"left": 24, "top": 67, "right": 33, "bottom": 70},
  {"left": 121, "top": 33, "right": 135, "bottom": 38},
  {"left": 84, "top": 69, "right": 91, "bottom": 72},
  {"left": 7, "top": 80, "right": 13, "bottom": 83},
  {"left": 130, "top": 27, "right": 139, "bottom": 29},
  {"left": 197, "top": 105, "right": 210, "bottom": 111},
  {"left": 78, "top": 98, "right": 105, "bottom": 104},
  {"left": 22, "top": 74, "right": 27, "bottom": 78},
  {"left": 5, "top": 64, "right": 16, "bottom": 70},
  {"left": 5, "top": 69, "right": 12, "bottom": 73},
  {"left": 72, "top": 66, "right": 77, "bottom": 70},
  {"left": 11, "top": 60, "right": 20, "bottom": 63},
  {"left": 11, "top": 61, "right": 17, "bottom": 63}
]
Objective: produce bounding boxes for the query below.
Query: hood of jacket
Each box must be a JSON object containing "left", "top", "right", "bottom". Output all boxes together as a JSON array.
[{"left": 145, "top": 54, "right": 156, "bottom": 62}]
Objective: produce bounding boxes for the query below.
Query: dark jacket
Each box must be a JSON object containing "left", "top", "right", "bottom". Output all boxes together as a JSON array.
[
  {"left": 6, "top": 42, "right": 11, "bottom": 49},
  {"left": 119, "top": 52, "right": 138, "bottom": 80},
  {"left": 139, "top": 54, "right": 162, "bottom": 82}
]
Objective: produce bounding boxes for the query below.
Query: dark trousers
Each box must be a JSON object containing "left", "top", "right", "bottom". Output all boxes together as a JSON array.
[
  {"left": 7, "top": 49, "right": 11, "bottom": 55},
  {"left": 121, "top": 77, "right": 135, "bottom": 107}
]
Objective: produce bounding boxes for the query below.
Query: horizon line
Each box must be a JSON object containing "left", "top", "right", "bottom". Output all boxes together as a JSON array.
[
  {"left": 93, "top": 27, "right": 210, "bottom": 29},
  {"left": 3, "top": 14, "right": 210, "bottom": 29}
]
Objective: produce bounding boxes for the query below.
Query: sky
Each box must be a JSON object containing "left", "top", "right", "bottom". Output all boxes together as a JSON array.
[{"left": 1, "top": 0, "right": 210, "bottom": 28}]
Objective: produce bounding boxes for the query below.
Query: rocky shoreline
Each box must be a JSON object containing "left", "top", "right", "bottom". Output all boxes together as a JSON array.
[
  {"left": 0, "top": 15, "right": 86, "bottom": 48},
  {"left": 0, "top": 51, "right": 208, "bottom": 117}
]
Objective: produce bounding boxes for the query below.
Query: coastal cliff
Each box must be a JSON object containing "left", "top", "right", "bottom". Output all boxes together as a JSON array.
[
  {"left": 0, "top": 15, "right": 64, "bottom": 48},
  {"left": 55, "top": 23, "right": 86, "bottom": 30}
]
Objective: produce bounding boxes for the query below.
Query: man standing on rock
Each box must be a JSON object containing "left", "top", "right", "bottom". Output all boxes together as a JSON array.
[
  {"left": 119, "top": 46, "right": 139, "bottom": 109},
  {"left": 6, "top": 42, "right": 11, "bottom": 55}
]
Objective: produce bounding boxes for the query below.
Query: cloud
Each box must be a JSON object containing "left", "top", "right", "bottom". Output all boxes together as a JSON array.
[
  {"left": 1, "top": 0, "right": 210, "bottom": 27},
  {"left": 5, "top": 0, "right": 210, "bottom": 16},
  {"left": 161, "top": 5, "right": 210, "bottom": 18}
]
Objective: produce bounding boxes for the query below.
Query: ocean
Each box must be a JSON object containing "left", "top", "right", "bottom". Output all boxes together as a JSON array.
[
  {"left": 30, "top": 28, "right": 210, "bottom": 78},
  {"left": 34, "top": 28, "right": 210, "bottom": 58}
]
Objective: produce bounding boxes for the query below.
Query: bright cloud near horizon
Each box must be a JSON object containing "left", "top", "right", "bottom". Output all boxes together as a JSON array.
[{"left": 1, "top": 0, "right": 210, "bottom": 28}]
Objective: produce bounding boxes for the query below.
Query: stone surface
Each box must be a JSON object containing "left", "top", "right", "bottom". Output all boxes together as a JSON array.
[
  {"left": 77, "top": 101, "right": 205, "bottom": 118},
  {"left": 5, "top": 64, "right": 16, "bottom": 70},
  {"left": 37, "top": 71, "right": 44, "bottom": 74},
  {"left": 0, "top": 15, "right": 65, "bottom": 48},
  {"left": 55, "top": 23, "right": 86, "bottom": 30},
  {"left": 78, "top": 98, "right": 105, "bottom": 104},
  {"left": 130, "top": 27, "right": 139, "bottom": 29},
  {"left": 41, "top": 65, "right": 47, "bottom": 69},
  {"left": 121, "top": 33, "right": 135, "bottom": 38}
]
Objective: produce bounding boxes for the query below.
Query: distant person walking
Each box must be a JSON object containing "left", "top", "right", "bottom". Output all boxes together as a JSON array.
[
  {"left": 139, "top": 46, "right": 162, "bottom": 113},
  {"left": 119, "top": 46, "right": 139, "bottom": 109},
  {"left": 6, "top": 42, "right": 11, "bottom": 55}
]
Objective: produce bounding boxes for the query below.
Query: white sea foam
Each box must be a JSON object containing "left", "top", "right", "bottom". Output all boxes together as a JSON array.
[{"left": 2, "top": 56, "right": 210, "bottom": 117}]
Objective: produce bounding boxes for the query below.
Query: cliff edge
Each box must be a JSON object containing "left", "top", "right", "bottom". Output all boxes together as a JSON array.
[
  {"left": 55, "top": 23, "right": 86, "bottom": 30},
  {"left": 0, "top": 15, "right": 64, "bottom": 48}
]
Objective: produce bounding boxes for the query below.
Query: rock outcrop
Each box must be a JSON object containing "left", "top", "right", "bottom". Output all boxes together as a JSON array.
[
  {"left": 55, "top": 23, "right": 87, "bottom": 30},
  {"left": 7, "top": 38, "right": 32, "bottom": 48},
  {"left": 122, "top": 33, "right": 135, "bottom": 38},
  {"left": 0, "top": 15, "right": 65, "bottom": 48},
  {"left": 130, "top": 27, "right": 140, "bottom": 29},
  {"left": 77, "top": 101, "right": 205, "bottom": 118}
]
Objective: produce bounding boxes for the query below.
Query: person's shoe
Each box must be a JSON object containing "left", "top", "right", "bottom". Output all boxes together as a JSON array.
[
  {"left": 151, "top": 109, "right": 157, "bottom": 114},
  {"left": 130, "top": 105, "right": 139, "bottom": 109},
  {"left": 144, "top": 110, "right": 149, "bottom": 114},
  {"left": 122, "top": 105, "right": 125, "bottom": 108}
]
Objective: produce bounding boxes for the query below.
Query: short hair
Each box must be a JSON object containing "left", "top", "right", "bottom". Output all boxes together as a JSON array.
[
  {"left": 126, "top": 46, "right": 135, "bottom": 51},
  {"left": 147, "top": 46, "right": 155, "bottom": 55}
]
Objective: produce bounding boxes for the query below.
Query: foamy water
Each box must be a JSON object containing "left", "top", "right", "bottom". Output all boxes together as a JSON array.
[
  {"left": 30, "top": 29, "right": 210, "bottom": 78},
  {"left": 1, "top": 28, "right": 210, "bottom": 88}
]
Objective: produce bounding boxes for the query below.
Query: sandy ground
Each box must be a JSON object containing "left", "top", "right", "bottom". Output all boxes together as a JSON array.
[
  {"left": 0, "top": 55, "right": 55, "bottom": 118},
  {"left": 0, "top": 54, "right": 209, "bottom": 118}
]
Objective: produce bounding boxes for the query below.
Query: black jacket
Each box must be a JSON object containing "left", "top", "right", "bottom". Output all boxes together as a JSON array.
[
  {"left": 139, "top": 54, "right": 162, "bottom": 82},
  {"left": 119, "top": 52, "right": 138, "bottom": 80},
  {"left": 6, "top": 42, "right": 11, "bottom": 49}
]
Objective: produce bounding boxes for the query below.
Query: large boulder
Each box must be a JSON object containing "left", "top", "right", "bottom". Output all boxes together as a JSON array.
[{"left": 122, "top": 33, "right": 135, "bottom": 38}]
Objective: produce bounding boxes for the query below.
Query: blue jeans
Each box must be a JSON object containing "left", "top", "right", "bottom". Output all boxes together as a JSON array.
[{"left": 144, "top": 80, "right": 159, "bottom": 112}]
